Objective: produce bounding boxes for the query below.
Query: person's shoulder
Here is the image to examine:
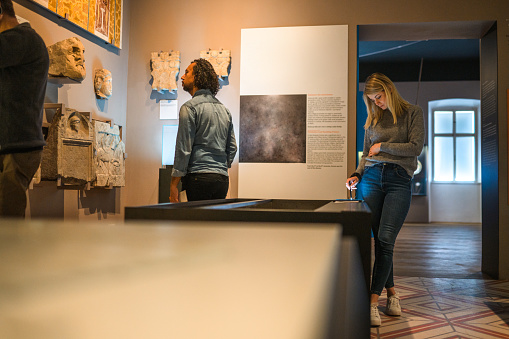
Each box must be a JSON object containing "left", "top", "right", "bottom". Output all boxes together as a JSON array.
[
  {"left": 14, "top": 22, "right": 36, "bottom": 34},
  {"left": 181, "top": 98, "right": 195, "bottom": 109},
  {"left": 406, "top": 104, "right": 423, "bottom": 115},
  {"left": 14, "top": 23, "right": 46, "bottom": 43}
]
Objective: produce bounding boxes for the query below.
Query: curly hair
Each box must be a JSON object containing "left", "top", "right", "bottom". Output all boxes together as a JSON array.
[
  {"left": 0, "top": 0, "right": 16, "bottom": 17},
  {"left": 191, "top": 58, "right": 219, "bottom": 95}
]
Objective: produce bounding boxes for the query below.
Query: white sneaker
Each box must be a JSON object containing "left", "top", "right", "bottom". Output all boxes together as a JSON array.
[
  {"left": 386, "top": 293, "right": 401, "bottom": 316},
  {"left": 371, "top": 303, "right": 381, "bottom": 327}
]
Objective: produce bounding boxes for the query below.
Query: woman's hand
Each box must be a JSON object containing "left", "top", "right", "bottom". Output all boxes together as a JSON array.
[
  {"left": 368, "top": 143, "right": 381, "bottom": 157},
  {"left": 345, "top": 176, "right": 359, "bottom": 191}
]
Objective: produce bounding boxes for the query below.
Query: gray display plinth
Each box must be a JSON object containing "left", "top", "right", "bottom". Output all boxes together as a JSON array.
[{"left": 0, "top": 219, "right": 369, "bottom": 339}]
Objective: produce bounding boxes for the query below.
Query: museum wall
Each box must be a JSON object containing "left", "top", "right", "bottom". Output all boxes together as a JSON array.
[
  {"left": 125, "top": 0, "right": 509, "bottom": 276},
  {"left": 12, "top": 0, "right": 131, "bottom": 222}
]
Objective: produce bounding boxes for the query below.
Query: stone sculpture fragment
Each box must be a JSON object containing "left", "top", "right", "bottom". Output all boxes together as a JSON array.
[
  {"left": 41, "top": 105, "right": 94, "bottom": 186},
  {"left": 151, "top": 51, "right": 180, "bottom": 93},
  {"left": 93, "top": 120, "right": 125, "bottom": 187},
  {"left": 47, "top": 37, "right": 86, "bottom": 82},
  {"left": 200, "top": 49, "right": 231, "bottom": 78},
  {"left": 94, "top": 69, "right": 112, "bottom": 99}
]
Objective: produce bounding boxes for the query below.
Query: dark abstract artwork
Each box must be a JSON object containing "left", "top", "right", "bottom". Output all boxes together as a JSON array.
[{"left": 240, "top": 94, "right": 307, "bottom": 163}]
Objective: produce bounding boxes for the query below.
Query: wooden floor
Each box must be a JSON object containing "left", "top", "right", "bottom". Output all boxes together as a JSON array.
[{"left": 373, "top": 223, "right": 484, "bottom": 279}]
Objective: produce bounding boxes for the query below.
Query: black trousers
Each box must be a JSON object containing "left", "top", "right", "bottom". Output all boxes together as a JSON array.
[
  {"left": 0, "top": 150, "right": 42, "bottom": 217},
  {"left": 184, "top": 173, "right": 229, "bottom": 201}
]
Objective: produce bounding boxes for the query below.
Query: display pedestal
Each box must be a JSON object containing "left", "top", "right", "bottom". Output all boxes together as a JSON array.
[{"left": 125, "top": 198, "right": 372, "bottom": 290}]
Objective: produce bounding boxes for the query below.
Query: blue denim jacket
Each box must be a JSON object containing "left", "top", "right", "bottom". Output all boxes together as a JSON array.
[{"left": 171, "top": 89, "right": 237, "bottom": 177}]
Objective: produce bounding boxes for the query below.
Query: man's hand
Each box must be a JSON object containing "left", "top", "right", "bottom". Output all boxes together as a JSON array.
[{"left": 169, "top": 176, "right": 181, "bottom": 203}]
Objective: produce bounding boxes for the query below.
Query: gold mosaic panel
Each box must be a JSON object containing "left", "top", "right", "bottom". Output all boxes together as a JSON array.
[
  {"left": 56, "top": 0, "right": 89, "bottom": 30},
  {"left": 30, "top": 0, "right": 122, "bottom": 48},
  {"left": 113, "top": 0, "right": 122, "bottom": 48},
  {"left": 108, "top": 0, "right": 114, "bottom": 44},
  {"left": 88, "top": 0, "right": 96, "bottom": 34},
  {"left": 48, "top": 0, "right": 56, "bottom": 12}
]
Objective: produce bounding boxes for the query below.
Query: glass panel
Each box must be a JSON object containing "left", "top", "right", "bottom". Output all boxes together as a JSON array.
[
  {"left": 434, "top": 111, "right": 453, "bottom": 134},
  {"left": 456, "top": 110, "right": 475, "bottom": 134},
  {"left": 455, "top": 137, "right": 475, "bottom": 181},
  {"left": 162, "top": 125, "right": 179, "bottom": 166},
  {"left": 434, "top": 136, "right": 454, "bottom": 181}
]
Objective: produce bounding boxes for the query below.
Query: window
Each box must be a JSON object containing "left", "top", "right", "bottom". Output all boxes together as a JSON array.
[{"left": 432, "top": 108, "right": 478, "bottom": 182}]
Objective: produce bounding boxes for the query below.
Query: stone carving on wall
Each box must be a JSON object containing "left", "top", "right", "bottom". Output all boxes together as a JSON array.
[
  {"left": 94, "top": 69, "right": 112, "bottom": 99},
  {"left": 47, "top": 37, "right": 86, "bottom": 82},
  {"left": 93, "top": 120, "right": 125, "bottom": 187},
  {"left": 200, "top": 49, "right": 230, "bottom": 78},
  {"left": 151, "top": 51, "right": 180, "bottom": 93},
  {"left": 41, "top": 104, "right": 95, "bottom": 186}
]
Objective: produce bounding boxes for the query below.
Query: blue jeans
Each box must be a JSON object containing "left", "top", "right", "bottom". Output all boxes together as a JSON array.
[{"left": 359, "top": 163, "right": 412, "bottom": 296}]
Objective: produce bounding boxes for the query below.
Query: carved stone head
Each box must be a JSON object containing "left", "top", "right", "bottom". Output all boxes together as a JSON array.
[
  {"left": 94, "top": 69, "right": 112, "bottom": 99},
  {"left": 47, "top": 37, "right": 86, "bottom": 82},
  {"left": 69, "top": 115, "right": 81, "bottom": 132}
]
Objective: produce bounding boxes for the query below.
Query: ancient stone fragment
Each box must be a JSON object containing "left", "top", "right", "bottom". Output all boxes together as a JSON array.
[
  {"left": 47, "top": 37, "right": 86, "bottom": 82},
  {"left": 93, "top": 120, "right": 125, "bottom": 187},
  {"left": 94, "top": 69, "right": 112, "bottom": 99},
  {"left": 200, "top": 49, "right": 231, "bottom": 78},
  {"left": 41, "top": 105, "right": 95, "bottom": 186},
  {"left": 151, "top": 51, "right": 180, "bottom": 93}
]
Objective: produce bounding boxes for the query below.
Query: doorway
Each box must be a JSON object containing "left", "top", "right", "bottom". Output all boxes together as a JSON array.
[{"left": 356, "top": 20, "right": 499, "bottom": 278}]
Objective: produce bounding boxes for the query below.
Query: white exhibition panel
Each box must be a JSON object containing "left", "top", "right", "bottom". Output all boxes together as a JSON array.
[{"left": 239, "top": 25, "right": 348, "bottom": 200}]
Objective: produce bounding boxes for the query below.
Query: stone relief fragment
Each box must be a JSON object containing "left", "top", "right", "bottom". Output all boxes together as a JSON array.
[
  {"left": 151, "top": 51, "right": 180, "bottom": 93},
  {"left": 47, "top": 37, "right": 86, "bottom": 82},
  {"left": 41, "top": 105, "right": 95, "bottom": 186},
  {"left": 94, "top": 69, "right": 112, "bottom": 99},
  {"left": 200, "top": 49, "right": 231, "bottom": 78},
  {"left": 93, "top": 120, "right": 125, "bottom": 187}
]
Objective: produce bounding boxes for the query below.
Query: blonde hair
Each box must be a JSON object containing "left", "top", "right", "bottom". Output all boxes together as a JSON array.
[{"left": 363, "top": 73, "right": 411, "bottom": 129}]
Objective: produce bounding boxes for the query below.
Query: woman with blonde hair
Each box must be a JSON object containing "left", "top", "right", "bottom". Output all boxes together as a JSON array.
[{"left": 346, "top": 73, "right": 424, "bottom": 327}]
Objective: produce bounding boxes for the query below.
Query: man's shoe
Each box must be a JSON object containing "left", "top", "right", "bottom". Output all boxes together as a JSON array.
[
  {"left": 371, "top": 303, "right": 381, "bottom": 327},
  {"left": 385, "top": 293, "right": 401, "bottom": 316}
]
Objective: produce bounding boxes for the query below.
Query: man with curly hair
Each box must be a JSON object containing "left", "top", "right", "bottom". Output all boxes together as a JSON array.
[{"left": 170, "top": 59, "right": 237, "bottom": 202}]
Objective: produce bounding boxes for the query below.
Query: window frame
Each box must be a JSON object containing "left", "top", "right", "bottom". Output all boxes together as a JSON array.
[{"left": 431, "top": 106, "right": 479, "bottom": 183}]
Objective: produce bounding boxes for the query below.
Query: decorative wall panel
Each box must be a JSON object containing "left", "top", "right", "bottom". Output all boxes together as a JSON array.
[{"left": 28, "top": 0, "right": 123, "bottom": 48}]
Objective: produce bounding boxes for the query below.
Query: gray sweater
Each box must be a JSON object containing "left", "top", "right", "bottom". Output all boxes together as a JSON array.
[{"left": 355, "top": 104, "right": 425, "bottom": 178}]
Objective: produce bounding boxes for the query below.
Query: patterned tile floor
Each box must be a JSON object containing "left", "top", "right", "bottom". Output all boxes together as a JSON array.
[{"left": 371, "top": 276, "right": 509, "bottom": 338}]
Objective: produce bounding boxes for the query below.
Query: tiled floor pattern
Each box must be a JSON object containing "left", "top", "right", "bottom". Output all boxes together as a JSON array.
[{"left": 371, "top": 276, "right": 509, "bottom": 338}]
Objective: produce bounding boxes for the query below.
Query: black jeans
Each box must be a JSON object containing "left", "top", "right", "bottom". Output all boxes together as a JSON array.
[
  {"left": 0, "top": 150, "right": 43, "bottom": 217},
  {"left": 184, "top": 173, "right": 229, "bottom": 201}
]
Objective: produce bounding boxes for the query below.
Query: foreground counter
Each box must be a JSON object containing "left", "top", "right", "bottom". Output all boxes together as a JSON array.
[
  {"left": 125, "top": 199, "right": 372, "bottom": 289},
  {"left": 0, "top": 219, "right": 368, "bottom": 339}
]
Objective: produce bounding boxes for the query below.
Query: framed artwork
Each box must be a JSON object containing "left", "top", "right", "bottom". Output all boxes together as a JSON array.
[{"left": 28, "top": 0, "right": 123, "bottom": 48}]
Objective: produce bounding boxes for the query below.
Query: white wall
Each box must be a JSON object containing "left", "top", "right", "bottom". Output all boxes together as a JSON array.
[{"left": 430, "top": 183, "right": 481, "bottom": 223}]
